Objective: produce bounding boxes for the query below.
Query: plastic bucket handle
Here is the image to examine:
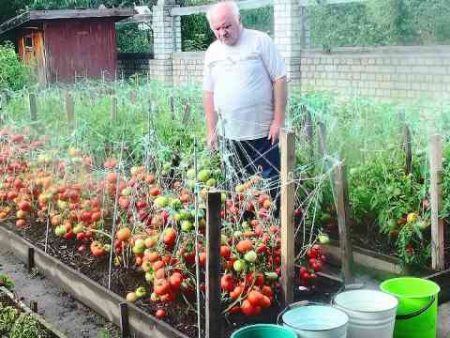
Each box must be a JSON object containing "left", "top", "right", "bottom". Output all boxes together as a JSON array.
[
  {"left": 395, "top": 295, "right": 436, "bottom": 321},
  {"left": 277, "top": 300, "right": 321, "bottom": 325}
]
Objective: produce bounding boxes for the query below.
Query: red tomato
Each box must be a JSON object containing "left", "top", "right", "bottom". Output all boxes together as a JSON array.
[
  {"left": 155, "top": 309, "right": 166, "bottom": 319},
  {"left": 220, "top": 274, "right": 235, "bottom": 292}
]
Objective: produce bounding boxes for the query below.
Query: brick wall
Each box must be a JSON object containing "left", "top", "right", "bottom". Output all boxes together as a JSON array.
[
  {"left": 172, "top": 52, "right": 204, "bottom": 85},
  {"left": 165, "top": 46, "right": 450, "bottom": 101},
  {"left": 300, "top": 45, "right": 450, "bottom": 101}
]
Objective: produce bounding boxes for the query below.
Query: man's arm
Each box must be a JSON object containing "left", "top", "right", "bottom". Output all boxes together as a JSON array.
[
  {"left": 268, "top": 76, "right": 287, "bottom": 144},
  {"left": 203, "top": 90, "right": 217, "bottom": 149}
]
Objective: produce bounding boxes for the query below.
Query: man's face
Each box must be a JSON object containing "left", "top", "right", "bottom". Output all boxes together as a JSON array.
[{"left": 210, "top": 11, "right": 241, "bottom": 46}]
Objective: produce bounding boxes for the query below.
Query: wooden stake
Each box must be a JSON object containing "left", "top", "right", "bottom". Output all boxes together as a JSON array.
[
  {"left": 303, "top": 106, "right": 314, "bottom": 160},
  {"left": 111, "top": 96, "right": 117, "bottom": 121},
  {"left": 169, "top": 96, "right": 175, "bottom": 120},
  {"left": 430, "top": 134, "right": 445, "bottom": 270},
  {"left": 28, "top": 247, "right": 35, "bottom": 274},
  {"left": 280, "top": 130, "right": 295, "bottom": 306},
  {"left": 119, "top": 302, "right": 130, "bottom": 338},
  {"left": 205, "top": 192, "right": 222, "bottom": 338},
  {"left": 318, "top": 121, "right": 327, "bottom": 158},
  {"left": 403, "top": 125, "right": 412, "bottom": 175},
  {"left": 30, "top": 301, "right": 38, "bottom": 313},
  {"left": 334, "top": 161, "right": 354, "bottom": 283},
  {"left": 29, "top": 93, "right": 37, "bottom": 121},
  {"left": 65, "top": 92, "right": 74, "bottom": 124},
  {"left": 182, "top": 102, "right": 191, "bottom": 124}
]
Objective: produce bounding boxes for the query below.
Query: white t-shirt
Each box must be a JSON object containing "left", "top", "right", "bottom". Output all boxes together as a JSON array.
[{"left": 203, "top": 29, "right": 287, "bottom": 141}]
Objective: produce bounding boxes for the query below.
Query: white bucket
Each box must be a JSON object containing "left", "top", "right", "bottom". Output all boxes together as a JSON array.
[
  {"left": 333, "top": 289, "right": 398, "bottom": 338},
  {"left": 281, "top": 304, "right": 349, "bottom": 338}
]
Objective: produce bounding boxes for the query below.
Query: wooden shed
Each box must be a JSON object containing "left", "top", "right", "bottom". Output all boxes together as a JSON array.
[{"left": 0, "top": 9, "right": 133, "bottom": 84}]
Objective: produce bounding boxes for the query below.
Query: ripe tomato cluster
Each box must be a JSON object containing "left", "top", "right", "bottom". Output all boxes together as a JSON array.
[{"left": 299, "top": 244, "right": 326, "bottom": 286}]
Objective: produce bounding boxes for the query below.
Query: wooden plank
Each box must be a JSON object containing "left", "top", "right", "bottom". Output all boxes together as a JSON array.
[
  {"left": 29, "top": 9, "right": 133, "bottom": 21},
  {"left": 429, "top": 134, "right": 445, "bottom": 270},
  {"left": 65, "top": 92, "right": 74, "bottom": 124},
  {"left": 29, "top": 93, "right": 37, "bottom": 121},
  {"left": 299, "top": 0, "right": 366, "bottom": 6},
  {"left": 0, "top": 12, "right": 31, "bottom": 35},
  {"left": 280, "top": 130, "right": 295, "bottom": 306},
  {"left": 334, "top": 161, "right": 354, "bottom": 283},
  {"left": 205, "top": 192, "right": 222, "bottom": 338},
  {"left": 403, "top": 124, "right": 412, "bottom": 175},
  {"left": 171, "top": 0, "right": 273, "bottom": 17}
]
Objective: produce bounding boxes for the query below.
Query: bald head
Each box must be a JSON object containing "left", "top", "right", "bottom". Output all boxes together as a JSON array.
[
  {"left": 207, "top": 1, "right": 240, "bottom": 24},
  {"left": 207, "top": 1, "right": 242, "bottom": 45}
]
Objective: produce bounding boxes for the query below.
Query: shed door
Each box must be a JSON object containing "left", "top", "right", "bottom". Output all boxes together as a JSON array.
[{"left": 19, "top": 30, "right": 47, "bottom": 85}]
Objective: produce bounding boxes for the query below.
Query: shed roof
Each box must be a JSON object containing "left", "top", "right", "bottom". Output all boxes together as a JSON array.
[{"left": 0, "top": 9, "right": 134, "bottom": 35}]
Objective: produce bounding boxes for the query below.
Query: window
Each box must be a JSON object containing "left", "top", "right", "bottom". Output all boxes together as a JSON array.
[{"left": 24, "top": 35, "right": 33, "bottom": 50}]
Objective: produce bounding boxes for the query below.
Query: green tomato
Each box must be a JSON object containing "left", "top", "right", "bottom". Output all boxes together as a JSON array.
[
  {"left": 181, "top": 220, "right": 193, "bottom": 232},
  {"left": 318, "top": 233, "right": 330, "bottom": 244},
  {"left": 135, "top": 286, "right": 146, "bottom": 298},
  {"left": 244, "top": 250, "right": 257, "bottom": 263},
  {"left": 233, "top": 259, "right": 246, "bottom": 272}
]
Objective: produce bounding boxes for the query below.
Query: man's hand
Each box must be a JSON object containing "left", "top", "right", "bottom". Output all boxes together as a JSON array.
[
  {"left": 268, "top": 120, "right": 282, "bottom": 145},
  {"left": 207, "top": 131, "right": 218, "bottom": 150}
]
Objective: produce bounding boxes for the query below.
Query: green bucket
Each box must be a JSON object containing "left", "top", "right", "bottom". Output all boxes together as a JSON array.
[
  {"left": 231, "top": 324, "right": 297, "bottom": 338},
  {"left": 380, "top": 277, "right": 440, "bottom": 338}
]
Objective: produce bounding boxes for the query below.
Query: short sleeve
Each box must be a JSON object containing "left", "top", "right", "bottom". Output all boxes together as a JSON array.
[
  {"left": 259, "top": 34, "right": 287, "bottom": 81},
  {"left": 203, "top": 51, "right": 214, "bottom": 92}
]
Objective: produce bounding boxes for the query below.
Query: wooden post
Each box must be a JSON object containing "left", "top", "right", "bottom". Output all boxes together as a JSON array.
[
  {"left": 334, "top": 161, "right": 354, "bottom": 283},
  {"left": 28, "top": 247, "right": 35, "bottom": 274},
  {"left": 30, "top": 301, "right": 38, "bottom": 313},
  {"left": 130, "top": 90, "right": 137, "bottom": 104},
  {"left": 119, "top": 303, "right": 130, "bottom": 338},
  {"left": 29, "top": 93, "right": 37, "bottom": 121},
  {"left": 205, "top": 192, "right": 222, "bottom": 338},
  {"left": 280, "top": 130, "right": 295, "bottom": 306},
  {"left": 65, "top": 92, "right": 74, "bottom": 124},
  {"left": 403, "top": 124, "right": 412, "bottom": 175},
  {"left": 430, "top": 134, "right": 445, "bottom": 270},
  {"left": 182, "top": 103, "right": 191, "bottom": 124},
  {"left": 303, "top": 106, "right": 314, "bottom": 160},
  {"left": 111, "top": 96, "right": 117, "bottom": 121},
  {"left": 318, "top": 121, "right": 327, "bottom": 158},
  {"left": 169, "top": 96, "right": 175, "bottom": 119}
]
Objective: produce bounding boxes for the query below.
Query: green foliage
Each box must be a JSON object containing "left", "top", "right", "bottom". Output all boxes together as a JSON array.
[
  {"left": 0, "top": 305, "right": 19, "bottom": 335},
  {"left": 0, "top": 41, "right": 30, "bottom": 91},
  {"left": 116, "top": 25, "right": 152, "bottom": 53},
  {"left": 308, "top": 0, "right": 450, "bottom": 48},
  {"left": 0, "top": 274, "right": 15, "bottom": 290},
  {"left": 10, "top": 313, "right": 48, "bottom": 338}
]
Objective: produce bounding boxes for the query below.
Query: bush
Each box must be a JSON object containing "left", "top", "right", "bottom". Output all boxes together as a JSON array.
[{"left": 0, "top": 42, "right": 30, "bottom": 91}]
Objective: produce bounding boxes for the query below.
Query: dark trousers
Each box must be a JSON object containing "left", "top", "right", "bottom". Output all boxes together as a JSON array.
[{"left": 222, "top": 137, "right": 281, "bottom": 208}]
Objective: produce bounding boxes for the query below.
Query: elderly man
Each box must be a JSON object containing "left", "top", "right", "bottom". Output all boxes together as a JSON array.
[{"left": 203, "top": 0, "right": 287, "bottom": 186}]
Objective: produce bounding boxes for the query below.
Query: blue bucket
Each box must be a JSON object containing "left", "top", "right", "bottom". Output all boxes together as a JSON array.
[{"left": 279, "top": 301, "right": 349, "bottom": 338}]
